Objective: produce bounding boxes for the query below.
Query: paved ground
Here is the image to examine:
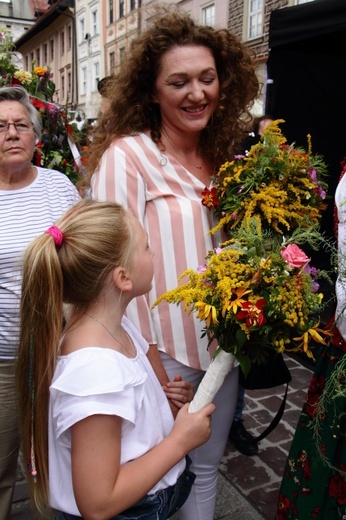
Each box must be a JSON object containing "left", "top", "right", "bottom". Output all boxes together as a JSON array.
[{"left": 11, "top": 353, "right": 313, "bottom": 520}]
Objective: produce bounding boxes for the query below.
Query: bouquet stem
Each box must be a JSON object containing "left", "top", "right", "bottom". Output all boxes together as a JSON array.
[{"left": 189, "top": 350, "right": 236, "bottom": 412}]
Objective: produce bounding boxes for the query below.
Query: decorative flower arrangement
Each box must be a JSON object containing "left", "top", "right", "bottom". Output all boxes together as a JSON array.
[
  {"left": 155, "top": 120, "right": 333, "bottom": 411},
  {"left": 155, "top": 223, "right": 331, "bottom": 378},
  {"left": 31, "top": 97, "right": 83, "bottom": 185},
  {"left": 201, "top": 120, "right": 329, "bottom": 235},
  {"left": 0, "top": 28, "right": 83, "bottom": 184}
]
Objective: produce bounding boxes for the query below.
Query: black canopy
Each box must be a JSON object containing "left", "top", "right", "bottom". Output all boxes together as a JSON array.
[{"left": 268, "top": 0, "right": 346, "bottom": 50}]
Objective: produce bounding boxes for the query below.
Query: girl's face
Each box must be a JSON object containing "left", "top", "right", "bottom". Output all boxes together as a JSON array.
[
  {"left": 129, "top": 215, "right": 154, "bottom": 297},
  {"left": 153, "top": 45, "right": 219, "bottom": 137}
]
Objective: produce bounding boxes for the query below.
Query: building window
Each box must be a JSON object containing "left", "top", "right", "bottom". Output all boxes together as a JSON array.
[
  {"left": 50, "top": 40, "right": 54, "bottom": 61},
  {"left": 61, "top": 75, "right": 65, "bottom": 100},
  {"left": 93, "top": 62, "right": 100, "bottom": 91},
  {"left": 248, "top": 0, "right": 263, "bottom": 40},
  {"left": 202, "top": 4, "right": 215, "bottom": 27},
  {"left": 36, "top": 48, "right": 40, "bottom": 66},
  {"left": 109, "top": 0, "right": 114, "bottom": 23},
  {"left": 68, "top": 72, "right": 71, "bottom": 96},
  {"left": 80, "top": 18, "right": 85, "bottom": 42},
  {"left": 109, "top": 51, "right": 115, "bottom": 71},
  {"left": 30, "top": 51, "right": 34, "bottom": 65},
  {"left": 44, "top": 43, "right": 48, "bottom": 63},
  {"left": 295, "top": 0, "right": 314, "bottom": 3},
  {"left": 68, "top": 25, "right": 72, "bottom": 50},
  {"left": 92, "top": 10, "right": 98, "bottom": 36},
  {"left": 25, "top": 56, "right": 29, "bottom": 70},
  {"left": 82, "top": 67, "right": 87, "bottom": 95},
  {"left": 130, "top": 0, "right": 136, "bottom": 10},
  {"left": 61, "top": 31, "right": 65, "bottom": 55},
  {"left": 119, "top": 0, "right": 125, "bottom": 18},
  {"left": 119, "top": 46, "right": 125, "bottom": 62}
]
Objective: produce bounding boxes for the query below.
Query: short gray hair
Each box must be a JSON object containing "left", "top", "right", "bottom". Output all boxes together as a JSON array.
[{"left": 0, "top": 86, "right": 42, "bottom": 139}]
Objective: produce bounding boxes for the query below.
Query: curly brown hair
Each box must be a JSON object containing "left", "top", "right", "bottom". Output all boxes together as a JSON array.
[{"left": 85, "top": 8, "right": 259, "bottom": 185}]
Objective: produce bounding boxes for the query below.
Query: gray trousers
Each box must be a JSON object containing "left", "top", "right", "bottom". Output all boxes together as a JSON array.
[{"left": 0, "top": 362, "right": 20, "bottom": 520}]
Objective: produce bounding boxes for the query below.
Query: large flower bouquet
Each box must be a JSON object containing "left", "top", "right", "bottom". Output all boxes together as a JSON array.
[
  {"left": 155, "top": 120, "right": 333, "bottom": 412},
  {"left": 156, "top": 224, "right": 330, "bottom": 370},
  {"left": 202, "top": 120, "right": 329, "bottom": 235},
  {"left": 155, "top": 224, "right": 332, "bottom": 411},
  {"left": 0, "top": 28, "right": 83, "bottom": 184}
]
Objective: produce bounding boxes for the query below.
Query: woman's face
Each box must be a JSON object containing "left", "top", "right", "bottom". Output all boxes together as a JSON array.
[
  {"left": 153, "top": 45, "right": 219, "bottom": 137},
  {"left": 0, "top": 100, "right": 36, "bottom": 169}
]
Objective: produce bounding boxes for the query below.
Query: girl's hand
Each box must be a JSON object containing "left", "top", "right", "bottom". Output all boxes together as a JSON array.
[
  {"left": 171, "top": 402, "right": 216, "bottom": 452},
  {"left": 163, "top": 375, "right": 194, "bottom": 417}
]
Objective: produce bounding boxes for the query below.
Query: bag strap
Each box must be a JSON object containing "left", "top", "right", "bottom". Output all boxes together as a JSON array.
[{"left": 253, "top": 383, "right": 289, "bottom": 443}]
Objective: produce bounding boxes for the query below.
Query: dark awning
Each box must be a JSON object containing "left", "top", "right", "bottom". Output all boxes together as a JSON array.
[{"left": 269, "top": 0, "right": 346, "bottom": 50}]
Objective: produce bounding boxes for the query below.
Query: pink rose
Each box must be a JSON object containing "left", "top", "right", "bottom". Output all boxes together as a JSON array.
[{"left": 280, "top": 244, "right": 310, "bottom": 269}]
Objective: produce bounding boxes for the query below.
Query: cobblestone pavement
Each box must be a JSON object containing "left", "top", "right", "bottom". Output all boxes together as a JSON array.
[{"left": 12, "top": 354, "right": 313, "bottom": 520}]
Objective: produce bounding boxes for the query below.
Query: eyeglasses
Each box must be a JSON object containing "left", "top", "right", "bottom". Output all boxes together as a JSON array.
[{"left": 0, "top": 122, "right": 34, "bottom": 133}]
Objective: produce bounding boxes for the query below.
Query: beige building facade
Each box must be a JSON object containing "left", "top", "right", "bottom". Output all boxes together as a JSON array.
[
  {"left": 10, "top": 0, "right": 317, "bottom": 119},
  {"left": 14, "top": 1, "right": 78, "bottom": 112}
]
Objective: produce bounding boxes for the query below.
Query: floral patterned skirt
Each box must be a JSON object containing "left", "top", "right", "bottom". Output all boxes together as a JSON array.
[{"left": 276, "top": 328, "right": 346, "bottom": 519}]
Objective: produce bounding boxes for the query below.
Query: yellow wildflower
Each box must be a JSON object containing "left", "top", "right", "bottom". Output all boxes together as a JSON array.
[
  {"left": 195, "top": 302, "right": 219, "bottom": 327},
  {"left": 222, "top": 286, "right": 252, "bottom": 316},
  {"left": 13, "top": 70, "right": 32, "bottom": 84}
]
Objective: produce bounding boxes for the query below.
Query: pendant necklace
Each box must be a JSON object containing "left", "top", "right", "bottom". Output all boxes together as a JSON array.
[
  {"left": 162, "top": 131, "right": 203, "bottom": 170},
  {"left": 85, "top": 313, "right": 135, "bottom": 357}
]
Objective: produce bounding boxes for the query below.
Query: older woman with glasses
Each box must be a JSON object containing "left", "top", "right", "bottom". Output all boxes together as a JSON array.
[{"left": 0, "top": 86, "right": 79, "bottom": 520}]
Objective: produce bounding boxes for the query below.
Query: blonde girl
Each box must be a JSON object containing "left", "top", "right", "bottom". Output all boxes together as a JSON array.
[{"left": 16, "top": 198, "right": 214, "bottom": 520}]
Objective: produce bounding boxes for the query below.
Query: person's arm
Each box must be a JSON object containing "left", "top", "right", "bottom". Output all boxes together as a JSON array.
[
  {"left": 146, "top": 343, "right": 170, "bottom": 386},
  {"left": 71, "top": 403, "right": 215, "bottom": 520},
  {"left": 147, "top": 344, "right": 194, "bottom": 416}
]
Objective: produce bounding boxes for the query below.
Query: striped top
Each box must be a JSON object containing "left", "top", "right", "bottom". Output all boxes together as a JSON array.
[
  {"left": 0, "top": 167, "right": 79, "bottom": 359},
  {"left": 91, "top": 133, "right": 223, "bottom": 370}
]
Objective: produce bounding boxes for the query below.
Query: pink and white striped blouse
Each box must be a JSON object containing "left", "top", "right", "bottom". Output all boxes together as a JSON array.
[{"left": 91, "top": 133, "right": 223, "bottom": 370}]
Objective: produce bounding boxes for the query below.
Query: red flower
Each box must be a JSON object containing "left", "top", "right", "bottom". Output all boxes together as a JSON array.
[
  {"left": 277, "top": 494, "right": 291, "bottom": 515},
  {"left": 236, "top": 298, "right": 267, "bottom": 327},
  {"left": 10, "top": 78, "right": 22, "bottom": 86},
  {"left": 311, "top": 507, "right": 321, "bottom": 517},
  {"left": 297, "top": 450, "right": 312, "bottom": 480},
  {"left": 201, "top": 186, "right": 218, "bottom": 209},
  {"left": 328, "top": 472, "right": 346, "bottom": 505},
  {"left": 305, "top": 375, "right": 325, "bottom": 418},
  {"left": 276, "top": 494, "right": 297, "bottom": 519}
]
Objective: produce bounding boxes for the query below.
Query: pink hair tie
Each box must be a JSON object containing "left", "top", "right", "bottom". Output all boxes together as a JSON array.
[{"left": 45, "top": 226, "right": 64, "bottom": 247}]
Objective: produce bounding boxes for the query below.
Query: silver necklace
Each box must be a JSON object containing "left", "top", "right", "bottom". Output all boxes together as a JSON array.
[
  {"left": 162, "top": 131, "right": 203, "bottom": 169},
  {"left": 85, "top": 313, "right": 135, "bottom": 357}
]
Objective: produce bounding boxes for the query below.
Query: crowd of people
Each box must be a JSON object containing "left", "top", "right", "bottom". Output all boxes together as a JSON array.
[{"left": 0, "top": 6, "right": 344, "bottom": 520}]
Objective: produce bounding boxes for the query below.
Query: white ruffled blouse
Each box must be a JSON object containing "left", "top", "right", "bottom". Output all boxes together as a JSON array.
[{"left": 48, "top": 316, "right": 184, "bottom": 515}]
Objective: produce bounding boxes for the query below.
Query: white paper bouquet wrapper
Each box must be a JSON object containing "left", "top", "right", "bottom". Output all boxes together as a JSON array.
[{"left": 188, "top": 350, "right": 237, "bottom": 413}]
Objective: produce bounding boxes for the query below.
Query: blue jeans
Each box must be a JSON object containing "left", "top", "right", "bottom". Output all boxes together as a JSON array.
[{"left": 55, "top": 486, "right": 174, "bottom": 520}]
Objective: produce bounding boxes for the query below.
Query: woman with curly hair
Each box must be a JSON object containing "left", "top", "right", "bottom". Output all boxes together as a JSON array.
[{"left": 87, "top": 8, "right": 259, "bottom": 519}]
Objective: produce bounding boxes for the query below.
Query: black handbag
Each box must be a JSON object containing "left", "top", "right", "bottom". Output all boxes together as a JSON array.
[{"left": 239, "top": 353, "right": 292, "bottom": 442}]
